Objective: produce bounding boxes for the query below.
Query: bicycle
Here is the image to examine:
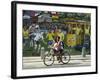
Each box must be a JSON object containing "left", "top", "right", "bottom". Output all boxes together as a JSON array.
[{"left": 43, "top": 48, "right": 71, "bottom": 66}]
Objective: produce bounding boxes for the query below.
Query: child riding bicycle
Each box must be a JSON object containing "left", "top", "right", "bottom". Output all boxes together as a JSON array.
[{"left": 52, "top": 36, "right": 64, "bottom": 63}]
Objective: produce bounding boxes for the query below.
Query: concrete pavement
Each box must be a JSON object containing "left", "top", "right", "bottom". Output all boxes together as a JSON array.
[{"left": 22, "top": 55, "right": 91, "bottom": 69}]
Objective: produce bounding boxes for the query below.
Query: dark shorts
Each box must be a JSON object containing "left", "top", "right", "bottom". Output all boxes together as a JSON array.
[{"left": 53, "top": 48, "right": 63, "bottom": 54}]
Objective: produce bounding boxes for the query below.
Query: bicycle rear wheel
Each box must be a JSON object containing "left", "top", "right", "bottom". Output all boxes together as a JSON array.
[
  {"left": 43, "top": 54, "right": 54, "bottom": 66},
  {"left": 61, "top": 51, "right": 70, "bottom": 64}
]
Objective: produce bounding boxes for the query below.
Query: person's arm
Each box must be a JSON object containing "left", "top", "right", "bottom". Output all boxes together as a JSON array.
[
  {"left": 46, "top": 33, "right": 48, "bottom": 39},
  {"left": 28, "top": 25, "right": 32, "bottom": 33},
  {"left": 40, "top": 34, "right": 46, "bottom": 45},
  {"left": 29, "top": 32, "right": 34, "bottom": 36},
  {"left": 40, "top": 34, "right": 44, "bottom": 40},
  {"left": 53, "top": 43, "right": 58, "bottom": 49},
  {"left": 62, "top": 33, "right": 64, "bottom": 41},
  {"left": 58, "top": 41, "right": 61, "bottom": 47}
]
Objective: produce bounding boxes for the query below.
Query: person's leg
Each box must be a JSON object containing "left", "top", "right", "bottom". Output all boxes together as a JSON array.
[
  {"left": 29, "top": 36, "right": 32, "bottom": 47},
  {"left": 58, "top": 49, "right": 63, "bottom": 62},
  {"left": 60, "top": 49, "right": 63, "bottom": 54},
  {"left": 54, "top": 49, "right": 62, "bottom": 63},
  {"left": 32, "top": 35, "right": 35, "bottom": 49},
  {"left": 27, "top": 39, "right": 29, "bottom": 48},
  {"left": 53, "top": 49, "right": 59, "bottom": 60},
  {"left": 82, "top": 35, "right": 87, "bottom": 57},
  {"left": 23, "top": 38, "right": 25, "bottom": 47},
  {"left": 38, "top": 43, "right": 41, "bottom": 54},
  {"left": 36, "top": 41, "right": 39, "bottom": 54},
  {"left": 79, "top": 35, "right": 81, "bottom": 45},
  {"left": 34, "top": 41, "right": 37, "bottom": 53},
  {"left": 25, "top": 39, "right": 28, "bottom": 48},
  {"left": 76, "top": 35, "right": 79, "bottom": 45}
]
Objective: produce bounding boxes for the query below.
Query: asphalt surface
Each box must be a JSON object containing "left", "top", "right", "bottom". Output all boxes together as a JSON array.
[{"left": 22, "top": 55, "right": 91, "bottom": 69}]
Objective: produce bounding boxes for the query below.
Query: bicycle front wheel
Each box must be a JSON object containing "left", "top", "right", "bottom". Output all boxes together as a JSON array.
[
  {"left": 43, "top": 54, "right": 54, "bottom": 66},
  {"left": 61, "top": 51, "right": 71, "bottom": 64}
]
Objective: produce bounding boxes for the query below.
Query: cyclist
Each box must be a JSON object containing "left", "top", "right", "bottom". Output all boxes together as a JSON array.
[{"left": 53, "top": 36, "right": 64, "bottom": 63}]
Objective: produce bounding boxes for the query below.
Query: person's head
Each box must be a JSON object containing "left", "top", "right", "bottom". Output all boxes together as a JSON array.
[
  {"left": 49, "top": 30, "right": 51, "bottom": 33},
  {"left": 58, "top": 29, "right": 61, "bottom": 33},
  {"left": 23, "top": 26, "right": 27, "bottom": 31},
  {"left": 51, "top": 30, "right": 54, "bottom": 33},
  {"left": 54, "top": 36, "right": 60, "bottom": 42}
]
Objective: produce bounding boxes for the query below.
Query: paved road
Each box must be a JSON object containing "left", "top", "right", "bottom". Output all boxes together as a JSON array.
[{"left": 22, "top": 55, "right": 91, "bottom": 69}]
